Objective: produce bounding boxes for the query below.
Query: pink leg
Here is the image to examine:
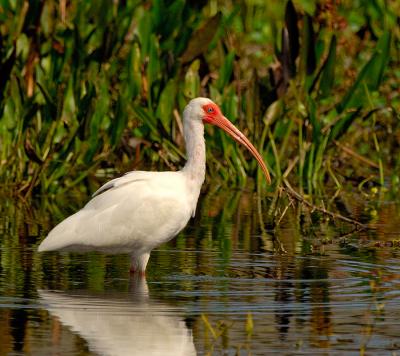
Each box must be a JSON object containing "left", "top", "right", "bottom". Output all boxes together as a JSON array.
[{"left": 130, "top": 252, "right": 150, "bottom": 276}]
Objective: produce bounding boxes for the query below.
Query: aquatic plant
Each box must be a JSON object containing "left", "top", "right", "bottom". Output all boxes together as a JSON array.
[{"left": 0, "top": 0, "right": 398, "bottom": 197}]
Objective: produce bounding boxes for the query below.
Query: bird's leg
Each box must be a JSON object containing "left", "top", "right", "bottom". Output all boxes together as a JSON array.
[{"left": 130, "top": 252, "right": 150, "bottom": 276}]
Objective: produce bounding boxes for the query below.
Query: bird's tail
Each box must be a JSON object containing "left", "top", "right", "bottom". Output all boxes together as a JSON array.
[{"left": 38, "top": 211, "right": 83, "bottom": 252}]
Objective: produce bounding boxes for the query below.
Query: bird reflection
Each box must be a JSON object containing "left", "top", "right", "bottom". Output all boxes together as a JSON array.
[{"left": 38, "top": 275, "right": 196, "bottom": 356}]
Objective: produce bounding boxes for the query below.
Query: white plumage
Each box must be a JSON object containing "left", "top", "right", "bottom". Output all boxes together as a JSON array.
[
  {"left": 38, "top": 97, "right": 270, "bottom": 273},
  {"left": 38, "top": 276, "right": 196, "bottom": 356}
]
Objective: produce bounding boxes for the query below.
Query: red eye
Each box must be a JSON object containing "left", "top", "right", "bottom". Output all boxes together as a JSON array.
[{"left": 207, "top": 107, "right": 214, "bottom": 113}]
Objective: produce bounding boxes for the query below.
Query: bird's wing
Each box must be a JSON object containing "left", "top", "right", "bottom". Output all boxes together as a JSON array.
[
  {"left": 38, "top": 171, "right": 191, "bottom": 253},
  {"left": 92, "top": 171, "right": 148, "bottom": 198}
]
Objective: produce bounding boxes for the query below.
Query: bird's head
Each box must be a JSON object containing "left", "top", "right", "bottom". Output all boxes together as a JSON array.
[{"left": 185, "top": 97, "right": 271, "bottom": 184}]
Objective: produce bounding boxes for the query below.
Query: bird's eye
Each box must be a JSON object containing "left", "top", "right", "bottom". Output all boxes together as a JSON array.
[{"left": 207, "top": 107, "right": 214, "bottom": 113}]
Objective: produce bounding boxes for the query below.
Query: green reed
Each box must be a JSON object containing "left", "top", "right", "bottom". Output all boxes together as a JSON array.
[{"left": 0, "top": 0, "right": 398, "bottom": 197}]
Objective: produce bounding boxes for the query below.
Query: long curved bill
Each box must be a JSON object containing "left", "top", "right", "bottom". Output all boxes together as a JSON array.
[{"left": 212, "top": 114, "right": 271, "bottom": 184}]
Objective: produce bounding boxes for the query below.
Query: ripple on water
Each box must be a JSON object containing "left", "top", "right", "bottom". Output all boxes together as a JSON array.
[
  {"left": 151, "top": 252, "right": 400, "bottom": 329},
  {"left": 1, "top": 204, "right": 400, "bottom": 355}
]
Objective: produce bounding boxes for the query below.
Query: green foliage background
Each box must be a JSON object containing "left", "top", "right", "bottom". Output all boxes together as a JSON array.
[{"left": 0, "top": 0, "right": 399, "bottom": 196}]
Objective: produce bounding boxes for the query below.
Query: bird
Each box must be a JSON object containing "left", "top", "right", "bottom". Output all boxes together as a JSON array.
[
  {"left": 38, "top": 97, "right": 271, "bottom": 275},
  {"left": 38, "top": 275, "right": 196, "bottom": 356}
]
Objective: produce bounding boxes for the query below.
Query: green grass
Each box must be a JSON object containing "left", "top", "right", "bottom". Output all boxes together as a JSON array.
[{"left": 0, "top": 0, "right": 399, "bottom": 197}]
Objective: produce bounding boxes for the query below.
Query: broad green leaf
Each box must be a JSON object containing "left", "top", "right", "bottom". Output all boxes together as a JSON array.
[
  {"left": 181, "top": 12, "right": 222, "bottom": 64},
  {"left": 155, "top": 0, "right": 184, "bottom": 40},
  {"left": 0, "top": 46, "right": 16, "bottom": 108},
  {"left": 319, "top": 35, "right": 336, "bottom": 98},
  {"left": 284, "top": 0, "right": 299, "bottom": 77},
  {"left": 110, "top": 96, "right": 128, "bottom": 147},
  {"left": 301, "top": 14, "right": 316, "bottom": 77},
  {"left": 147, "top": 34, "right": 161, "bottom": 100},
  {"left": 217, "top": 51, "right": 235, "bottom": 92},
  {"left": 183, "top": 60, "right": 200, "bottom": 99},
  {"left": 132, "top": 105, "right": 158, "bottom": 139},
  {"left": 138, "top": 11, "right": 152, "bottom": 59},
  {"left": 127, "top": 42, "right": 142, "bottom": 100},
  {"left": 36, "top": 82, "right": 57, "bottom": 118},
  {"left": 307, "top": 96, "right": 320, "bottom": 143},
  {"left": 328, "top": 109, "right": 361, "bottom": 142},
  {"left": 156, "top": 79, "right": 177, "bottom": 133},
  {"left": 338, "top": 31, "right": 391, "bottom": 112}
]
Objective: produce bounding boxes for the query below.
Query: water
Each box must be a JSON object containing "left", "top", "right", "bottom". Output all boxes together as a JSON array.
[{"left": 1, "top": 189, "right": 400, "bottom": 355}]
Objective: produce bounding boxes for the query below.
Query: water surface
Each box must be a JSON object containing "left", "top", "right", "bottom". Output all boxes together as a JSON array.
[{"left": 0, "top": 189, "right": 400, "bottom": 355}]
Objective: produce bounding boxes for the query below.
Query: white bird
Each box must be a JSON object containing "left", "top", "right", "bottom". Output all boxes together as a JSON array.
[
  {"left": 38, "top": 97, "right": 271, "bottom": 274},
  {"left": 38, "top": 276, "right": 196, "bottom": 356}
]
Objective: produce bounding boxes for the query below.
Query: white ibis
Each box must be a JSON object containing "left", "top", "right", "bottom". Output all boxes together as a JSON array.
[
  {"left": 38, "top": 98, "right": 271, "bottom": 274},
  {"left": 39, "top": 277, "right": 196, "bottom": 356}
]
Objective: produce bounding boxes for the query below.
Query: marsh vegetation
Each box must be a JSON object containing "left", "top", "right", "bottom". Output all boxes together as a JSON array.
[{"left": 0, "top": 0, "right": 400, "bottom": 354}]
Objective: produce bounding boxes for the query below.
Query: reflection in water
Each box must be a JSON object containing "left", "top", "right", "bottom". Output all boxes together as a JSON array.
[
  {"left": 1, "top": 191, "right": 400, "bottom": 354},
  {"left": 38, "top": 275, "right": 196, "bottom": 356}
]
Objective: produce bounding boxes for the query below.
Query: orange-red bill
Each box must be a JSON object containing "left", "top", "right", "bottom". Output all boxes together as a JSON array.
[{"left": 211, "top": 114, "right": 271, "bottom": 184}]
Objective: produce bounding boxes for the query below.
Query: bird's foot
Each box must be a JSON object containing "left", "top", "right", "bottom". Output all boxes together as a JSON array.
[{"left": 129, "top": 265, "right": 146, "bottom": 277}]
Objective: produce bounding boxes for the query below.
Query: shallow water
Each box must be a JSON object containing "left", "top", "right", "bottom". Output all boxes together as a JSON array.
[{"left": 1, "top": 189, "right": 400, "bottom": 355}]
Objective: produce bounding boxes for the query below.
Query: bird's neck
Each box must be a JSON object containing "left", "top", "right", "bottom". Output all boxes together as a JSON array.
[{"left": 182, "top": 118, "right": 206, "bottom": 189}]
